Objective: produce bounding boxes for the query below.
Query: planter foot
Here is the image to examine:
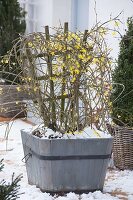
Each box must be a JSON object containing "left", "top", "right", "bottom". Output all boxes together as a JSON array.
[{"left": 40, "top": 188, "right": 103, "bottom": 195}]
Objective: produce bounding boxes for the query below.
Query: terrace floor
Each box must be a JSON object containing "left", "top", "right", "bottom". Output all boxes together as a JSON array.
[{"left": 0, "top": 117, "right": 133, "bottom": 200}]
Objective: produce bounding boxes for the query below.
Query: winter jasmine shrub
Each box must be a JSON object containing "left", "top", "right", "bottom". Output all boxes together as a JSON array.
[{"left": 2, "top": 19, "right": 121, "bottom": 134}]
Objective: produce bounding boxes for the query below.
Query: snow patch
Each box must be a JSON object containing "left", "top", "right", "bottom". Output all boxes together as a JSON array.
[
  {"left": 29, "top": 124, "right": 111, "bottom": 139},
  {"left": 0, "top": 119, "right": 133, "bottom": 200}
]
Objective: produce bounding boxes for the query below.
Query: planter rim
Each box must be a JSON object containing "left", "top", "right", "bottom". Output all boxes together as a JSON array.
[{"left": 21, "top": 129, "right": 113, "bottom": 141}]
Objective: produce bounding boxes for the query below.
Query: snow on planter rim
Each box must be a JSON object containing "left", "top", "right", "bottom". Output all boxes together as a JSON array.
[{"left": 23, "top": 124, "right": 112, "bottom": 139}]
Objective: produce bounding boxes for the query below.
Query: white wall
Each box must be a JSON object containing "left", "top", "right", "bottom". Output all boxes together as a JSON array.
[
  {"left": 35, "top": 0, "right": 133, "bottom": 59},
  {"left": 19, "top": 0, "right": 133, "bottom": 58},
  {"left": 37, "top": 0, "right": 53, "bottom": 32},
  {"left": 21, "top": 0, "right": 90, "bottom": 33},
  {"left": 37, "top": 0, "right": 90, "bottom": 32},
  {"left": 89, "top": 0, "right": 133, "bottom": 59},
  {"left": 52, "top": 0, "right": 72, "bottom": 29},
  {"left": 52, "top": 0, "right": 90, "bottom": 31},
  {"left": 76, "top": 0, "right": 89, "bottom": 31}
]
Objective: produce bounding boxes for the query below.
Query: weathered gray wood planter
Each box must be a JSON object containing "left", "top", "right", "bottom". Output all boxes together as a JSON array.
[{"left": 21, "top": 130, "right": 113, "bottom": 193}]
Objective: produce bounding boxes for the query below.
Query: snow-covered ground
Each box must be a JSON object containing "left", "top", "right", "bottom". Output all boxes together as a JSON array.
[{"left": 0, "top": 119, "right": 133, "bottom": 200}]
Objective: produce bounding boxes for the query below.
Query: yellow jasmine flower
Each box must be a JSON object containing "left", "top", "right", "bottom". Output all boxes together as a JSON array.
[
  {"left": 81, "top": 48, "right": 86, "bottom": 53},
  {"left": 16, "top": 87, "right": 21, "bottom": 92},
  {"left": 71, "top": 77, "right": 76, "bottom": 82},
  {"left": 67, "top": 55, "right": 71, "bottom": 59},
  {"left": 93, "top": 129, "right": 101, "bottom": 137},
  {"left": 69, "top": 66, "right": 74, "bottom": 71},
  {"left": 110, "top": 85, "right": 113, "bottom": 90},
  {"left": 1, "top": 58, "right": 9, "bottom": 64},
  {"left": 93, "top": 58, "right": 99, "bottom": 64},
  {"left": 112, "top": 31, "right": 117, "bottom": 36},
  {"left": 33, "top": 87, "right": 37, "bottom": 92},
  {"left": 108, "top": 102, "right": 112, "bottom": 106},
  {"left": 50, "top": 77, "right": 56, "bottom": 81},
  {"left": 51, "top": 51, "right": 55, "bottom": 56},
  {"left": 4, "top": 59, "right": 9, "bottom": 64},
  {"left": 71, "top": 33, "right": 76, "bottom": 38},
  {"left": 28, "top": 42, "right": 33, "bottom": 47},
  {"left": 0, "top": 88, "right": 3, "bottom": 94},
  {"left": 75, "top": 45, "right": 80, "bottom": 49},
  {"left": 104, "top": 91, "right": 109, "bottom": 96},
  {"left": 78, "top": 54, "right": 84, "bottom": 59},
  {"left": 75, "top": 69, "right": 80, "bottom": 74},
  {"left": 28, "top": 77, "right": 32, "bottom": 82},
  {"left": 63, "top": 92, "right": 67, "bottom": 96},
  {"left": 114, "top": 21, "right": 120, "bottom": 27},
  {"left": 67, "top": 35, "right": 72, "bottom": 41},
  {"left": 87, "top": 55, "right": 92, "bottom": 60}
]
